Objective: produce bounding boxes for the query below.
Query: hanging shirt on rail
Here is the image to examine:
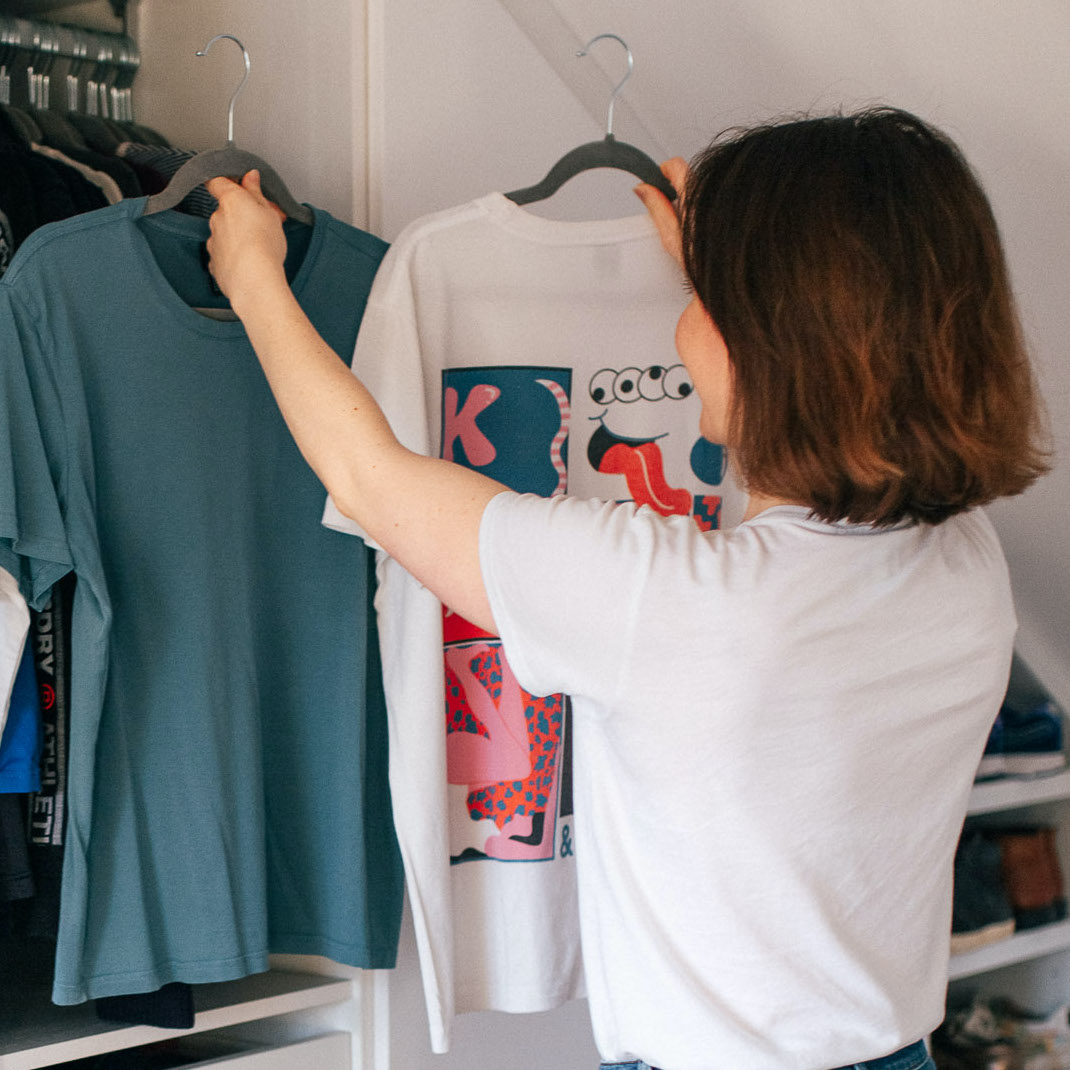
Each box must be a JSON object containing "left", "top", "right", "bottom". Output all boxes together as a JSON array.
[
  {"left": 0, "top": 567, "right": 30, "bottom": 737},
  {"left": 322, "top": 192, "right": 746, "bottom": 1051},
  {"left": 0, "top": 197, "right": 403, "bottom": 1004}
]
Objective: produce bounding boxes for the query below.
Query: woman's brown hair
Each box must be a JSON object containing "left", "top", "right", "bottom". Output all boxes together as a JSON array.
[{"left": 681, "top": 107, "right": 1049, "bottom": 525}]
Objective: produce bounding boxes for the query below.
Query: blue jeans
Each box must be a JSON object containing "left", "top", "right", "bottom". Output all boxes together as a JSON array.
[{"left": 600, "top": 1037, "right": 936, "bottom": 1070}]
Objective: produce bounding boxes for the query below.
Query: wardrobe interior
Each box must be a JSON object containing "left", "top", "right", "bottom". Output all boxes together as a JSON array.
[{"left": 1, "top": 1, "right": 1067, "bottom": 1069}]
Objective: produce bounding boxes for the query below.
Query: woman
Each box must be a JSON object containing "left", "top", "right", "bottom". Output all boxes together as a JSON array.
[{"left": 205, "top": 107, "right": 1047, "bottom": 1070}]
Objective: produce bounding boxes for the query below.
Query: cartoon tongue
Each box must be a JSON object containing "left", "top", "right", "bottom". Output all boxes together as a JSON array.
[{"left": 588, "top": 423, "right": 691, "bottom": 516}]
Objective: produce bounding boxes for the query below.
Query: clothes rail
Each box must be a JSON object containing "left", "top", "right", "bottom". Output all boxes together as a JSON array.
[
  {"left": 0, "top": 14, "right": 138, "bottom": 116},
  {"left": 0, "top": 0, "right": 129, "bottom": 17}
]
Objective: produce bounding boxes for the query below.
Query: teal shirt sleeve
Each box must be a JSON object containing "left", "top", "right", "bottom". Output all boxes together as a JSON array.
[{"left": 0, "top": 287, "right": 74, "bottom": 608}]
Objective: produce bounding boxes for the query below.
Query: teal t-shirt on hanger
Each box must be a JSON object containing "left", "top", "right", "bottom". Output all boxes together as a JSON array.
[{"left": 0, "top": 197, "right": 403, "bottom": 1004}]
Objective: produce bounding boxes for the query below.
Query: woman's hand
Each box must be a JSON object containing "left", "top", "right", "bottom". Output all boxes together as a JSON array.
[
  {"left": 205, "top": 170, "right": 288, "bottom": 312},
  {"left": 634, "top": 156, "right": 689, "bottom": 270}
]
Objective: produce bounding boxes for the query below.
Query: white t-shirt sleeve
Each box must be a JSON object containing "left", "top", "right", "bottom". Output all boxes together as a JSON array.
[
  {"left": 479, "top": 489, "right": 661, "bottom": 704},
  {"left": 322, "top": 238, "right": 433, "bottom": 546},
  {"left": 0, "top": 566, "right": 30, "bottom": 737}
]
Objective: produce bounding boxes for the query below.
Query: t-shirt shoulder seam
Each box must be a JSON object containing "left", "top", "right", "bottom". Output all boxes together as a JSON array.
[
  {"left": 0, "top": 275, "right": 76, "bottom": 547},
  {"left": 1, "top": 207, "right": 125, "bottom": 287}
]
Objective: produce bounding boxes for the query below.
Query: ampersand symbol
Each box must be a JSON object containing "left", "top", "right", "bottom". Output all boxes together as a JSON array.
[{"left": 560, "top": 824, "right": 574, "bottom": 857}]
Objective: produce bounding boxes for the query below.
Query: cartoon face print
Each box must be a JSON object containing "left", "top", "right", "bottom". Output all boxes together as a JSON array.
[{"left": 586, "top": 364, "right": 726, "bottom": 521}]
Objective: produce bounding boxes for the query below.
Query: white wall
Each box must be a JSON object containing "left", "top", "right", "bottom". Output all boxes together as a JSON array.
[{"left": 373, "top": 0, "right": 655, "bottom": 238}]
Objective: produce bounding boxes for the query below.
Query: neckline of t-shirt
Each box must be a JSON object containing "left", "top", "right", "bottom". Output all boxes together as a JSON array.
[
  {"left": 123, "top": 196, "right": 325, "bottom": 340},
  {"left": 743, "top": 503, "right": 915, "bottom": 536},
  {"left": 478, "top": 191, "right": 661, "bottom": 246}
]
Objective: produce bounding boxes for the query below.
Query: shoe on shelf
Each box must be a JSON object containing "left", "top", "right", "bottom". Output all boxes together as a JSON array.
[
  {"left": 934, "top": 995, "right": 1070, "bottom": 1070},
  {"left": 995, "top": 825, "right": 1068, "bottom": 932},
  {"left": 1000, "top": 698, "right": 1066, "bottom": 778},
  {"left": 976, "top": 712, "right": 1006, "bottom": 781},
  {"left": 1040, "top": 826, "right": 1070, "bottom": 925},
  {"left": 932, "top": 994, "right": 1016, "bottom": 1069},
  {"left": 951, "top": 829, "right": 1016, "bottom": 955}
]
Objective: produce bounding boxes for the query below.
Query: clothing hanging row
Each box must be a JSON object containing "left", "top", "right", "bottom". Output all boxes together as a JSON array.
[
  {"left": 0, "top": 14, "right": 403, "bottom": 1038},
  {"left": 0, "top": 14, "right": 138, "bottom": 119}
]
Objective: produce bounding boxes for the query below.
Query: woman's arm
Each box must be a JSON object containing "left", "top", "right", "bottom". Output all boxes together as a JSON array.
[{"left": 205, "top": 171, "right": 505, "bottom": 634}]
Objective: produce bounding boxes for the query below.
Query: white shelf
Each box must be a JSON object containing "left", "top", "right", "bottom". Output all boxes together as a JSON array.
[
  {"left": 967, "top": 769, "right": 1070, "bottom": 816},
  {"left": 949, "top": 919, "right": 1070, "bottom": 981},
  {"left": 0, "top": 969, "right": 354, "bottom": 1070}
]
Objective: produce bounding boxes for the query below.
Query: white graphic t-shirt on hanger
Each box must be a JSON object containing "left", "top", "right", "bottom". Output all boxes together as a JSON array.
[{"left": 324, "top": 192, "right": 746, "bottom": 1052}]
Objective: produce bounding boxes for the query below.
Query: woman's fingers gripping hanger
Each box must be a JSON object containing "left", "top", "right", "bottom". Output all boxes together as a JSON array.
[
  {"left": 634, "top": 156, "right": 690, "bottom": 270},
  {"left": 204, "top": 171, "right": 287, "bottom": 303}
]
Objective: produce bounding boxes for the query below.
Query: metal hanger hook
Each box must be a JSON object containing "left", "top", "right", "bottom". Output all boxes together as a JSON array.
[
  {"left": 197, "top": 33, "right": 250, "bottom": 146},
  {"left": 576, "top": 33, "right": 633, "bottom": 139}
]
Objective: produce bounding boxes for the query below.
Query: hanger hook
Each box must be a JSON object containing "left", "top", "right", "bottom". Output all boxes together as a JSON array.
[
  {"left": 196, "top": 33, "right": 250, "bottom": 146},
  {"left": 576, "top": 33, "right": 633, "bottom": 139}
]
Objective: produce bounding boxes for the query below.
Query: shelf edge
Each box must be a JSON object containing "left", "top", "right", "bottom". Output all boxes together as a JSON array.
[
  {"left": 948, "top": 919, "right": 1070, "bottom": 981},
  {"left": 1, "top": 971, "right": 354, "bottom": 1070}
]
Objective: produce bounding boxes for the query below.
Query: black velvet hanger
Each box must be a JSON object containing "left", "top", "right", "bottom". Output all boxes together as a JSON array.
[
  {"left": 505, "top": 34, "right": 676, "bottom": 207},
  {"left": 143, "top": 33, "right": 312, "bottom": 225},
  {"left": 506, "top": 135, "right": 676, "bottom": 205}
]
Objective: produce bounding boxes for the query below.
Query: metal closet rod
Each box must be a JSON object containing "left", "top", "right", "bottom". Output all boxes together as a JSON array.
[{"left": 0, "top": 13, "right": 138, "bottom": 71}]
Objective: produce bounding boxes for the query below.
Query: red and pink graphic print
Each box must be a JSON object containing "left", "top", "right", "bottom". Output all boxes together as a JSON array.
[
  {"left": 439, "top": 362, "right": 729, "bottom": 864},
  {"left": 441, "top": 367, "right": 574, "bottom": 865},
  {"left": 444, "top": 610, "right": 566, "bottom": 863}
]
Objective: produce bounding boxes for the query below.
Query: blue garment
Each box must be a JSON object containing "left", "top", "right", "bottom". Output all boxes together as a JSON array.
[
  {"left": 0, "top": 640, "right": 41, "bottom": 793},
  {"left": 0, "top": 198, "right": 403, "bottom": 1003},
  {"left": 599, "top": 1038, "right": 935, "bottom": 1070}
]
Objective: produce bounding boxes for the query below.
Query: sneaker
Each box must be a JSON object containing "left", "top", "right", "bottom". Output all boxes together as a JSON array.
[
  {"left": 933, "top": 995, "right": 1018, "bottom": 1069},
  {"left": 988, "top": 998, "right": 1070, "bottom": 1070},
  {"left": 951, "top": 829, "right": 1016, "bottom": 954},
  {"left": 1000, "top": 699, "right": 1066, "bottom": 777},
  {"left": 977, "top": 712, "right": 1006, "bottom": 780}
]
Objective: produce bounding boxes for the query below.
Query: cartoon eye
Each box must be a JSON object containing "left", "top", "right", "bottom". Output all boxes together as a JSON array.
[
  {"left": 638, "top": 365, "right": 668, "bottom": 401},
  {"left": 613, "top": 367, "right": 643, "bottom": 403},
  {"left": 663, "top": 364, "right": 694, "bottom": 400},
  {"left": 589, "top": 368, "right": 616, "bottom": 405}
]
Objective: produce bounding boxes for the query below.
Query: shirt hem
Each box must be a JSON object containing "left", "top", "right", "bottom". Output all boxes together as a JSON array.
[
  {"left": 269, "top": 931, "right": 400, "bottom": 970},
  {"left": 54, "top": 934, "right": 401, "bottom": 1005},
  {"left": 52, "top": 951, "right": 271, "bottom": 1005},
  {"left": 453, "top": 984, "right": 587, "bottom": 1016}
]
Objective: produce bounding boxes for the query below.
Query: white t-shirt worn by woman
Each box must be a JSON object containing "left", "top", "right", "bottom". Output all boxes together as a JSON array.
[{"left": 479, "top": 493, "right": 1015, "bottom": 1070}]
